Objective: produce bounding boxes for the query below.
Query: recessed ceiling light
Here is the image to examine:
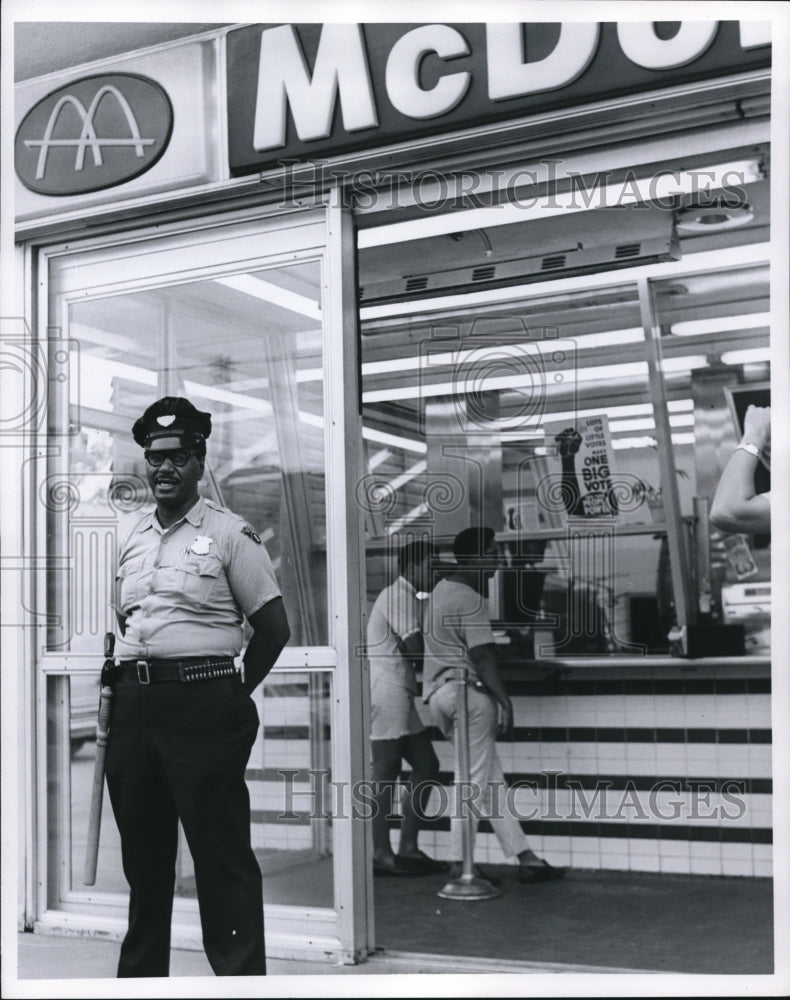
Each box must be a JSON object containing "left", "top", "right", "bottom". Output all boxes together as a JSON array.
[{"left": 676, "top": 202, "right": 754, "bottom": 233}]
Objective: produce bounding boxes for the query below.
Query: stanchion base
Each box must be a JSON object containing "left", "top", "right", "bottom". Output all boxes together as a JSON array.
[{"left": 437, "top": 873, "right": 501, "bottom": 901}]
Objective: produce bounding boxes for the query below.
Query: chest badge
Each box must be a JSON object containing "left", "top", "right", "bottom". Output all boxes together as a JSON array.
[{"left": 190, "top": 535, "right": 213, "bottom": 555}]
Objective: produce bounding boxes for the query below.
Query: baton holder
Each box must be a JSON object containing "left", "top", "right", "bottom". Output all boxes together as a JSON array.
[{"left": 438, "top": 667, "right": 501, "bottom": 901}]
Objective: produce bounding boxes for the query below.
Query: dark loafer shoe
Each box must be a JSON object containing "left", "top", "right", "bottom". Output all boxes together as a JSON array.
[
  {"left": 397, "top": 851, "right": 450, "bottom": 873},
  {"left": 518, "top": 859, "right": 567, "bottom": 883},
  {"left": 373, "top": 858, "right": 429, "bottom": 877}
]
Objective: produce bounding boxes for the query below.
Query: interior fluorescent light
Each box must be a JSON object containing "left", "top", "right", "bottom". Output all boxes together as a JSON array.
[
  {"left": 383, "top": 460, "right": 428, "bottom": 494},
  {"left": 214, "top": 275, "right": 321, "bottom": 321},
  {"left": 75, "top": 355, "right": 157, "bottom": 409},
  {"left": 71, "top": 323, "right": 135, "bottom": 353},
  {"left": 368, "top": 448, "right": 393, "bottom": 470},
  {"left": 362, "top": 426, "right": 428, "bottom": 454},
  {"left": 358, "top": 160, "right": 763, "bottom": 250},
  {"left": 359, "top": 244, "right": 770, "bottom": 322},
  {"left": 297, "top": 411, "right": 324, "bottom": 429},
  {"left": 611, "top": 435, "right": 656, "bottom": 450},
  {"left": 720, "top": 348, "right": 772, "bottom": 365},
  {"left": 386, "top": 502, "right": 433, "bottom": 534},
  {"left": 659, "top": 356, "right": 709, "bottom": 373},
  {"left": 363, "top": 355, "right": 706, "bottom": 404},
  {"left": 609, "top": 413, "right": 695, "bottom": 432},
  {"left": 362, "top": 361, "right": 649, "bottom": 403},
  {"left": 670, "top": 312, "right": 771, "bottom": 336},
  {"left": 183, "top": 380, "right": 273, "bottom": 414},
  {"left": 362, "top": 329, "right": 644, "bottom": 378},
  {"left": 513, "top": 399, "right": 693, "bottom": 424},
  {"left": 611, "top": 432, "right": 695, "bottom": 450}
]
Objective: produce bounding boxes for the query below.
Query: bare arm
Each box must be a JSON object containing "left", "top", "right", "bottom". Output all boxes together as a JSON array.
[
  {"left": 469, "top": 643, "right": 513, "bottom": 738},
  {"left": 397, "top": 631, "right": 423, "bottom": 666},
  {"left": 242, "top": 596, "right": 291, "bottom": 693},
  {"left": 710, "top": 405, "right": 771, "bottom": 534}
]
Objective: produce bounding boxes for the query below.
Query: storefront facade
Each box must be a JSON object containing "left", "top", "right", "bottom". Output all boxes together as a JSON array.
[{"left": 6, "top": 20, "right": 776, "bottom": 965}]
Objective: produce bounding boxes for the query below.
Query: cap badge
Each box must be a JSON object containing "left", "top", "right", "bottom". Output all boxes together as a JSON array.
[
  {"left": 190, "top": 535, "right": 213, "bottom": 555},
  {"left": 157, "top": 414, "right": 177, "bottom": 427}
]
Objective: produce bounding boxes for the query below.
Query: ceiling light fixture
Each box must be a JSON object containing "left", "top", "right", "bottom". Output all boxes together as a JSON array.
[
  {"left": 670, "top": 312, "right": 770, "bottom": 336},
  {"left": 214, "top": 275, "right": 321, "bottom": 321},
  {"left": 362, "top": 328, "right": 645, "bottom": 378},
  {"left": 676, "top": 200, "right": 754, "bottom": 233},
  {"left": 720, "top": 348, "right": 772, "bottom": 366},
  {"left": 358, "top": 160, "right": 764, "bottom": 250},
  {"left": 362, "top": 357, "right": 708, "bottom": 404},
  {"left": 360, "top": 243, "right": 770, "bottom": 321}
]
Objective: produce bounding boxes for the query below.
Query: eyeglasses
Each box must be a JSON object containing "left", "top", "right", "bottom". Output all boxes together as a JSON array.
[{"left": 144, "top": 448, "right": 196, "bottom": 468}]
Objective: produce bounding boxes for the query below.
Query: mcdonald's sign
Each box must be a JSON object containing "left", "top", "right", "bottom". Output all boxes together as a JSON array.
[{"left": 15, "top": 73, "right": 173, "bottom": 196}]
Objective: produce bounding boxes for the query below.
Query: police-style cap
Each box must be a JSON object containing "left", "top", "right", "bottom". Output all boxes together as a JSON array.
[{"left": 132, "top": 397, "right": 212, "bottom": 449}]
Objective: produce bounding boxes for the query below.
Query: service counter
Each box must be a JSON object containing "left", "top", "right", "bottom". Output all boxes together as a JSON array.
[{"left": 416, "top": 654, "right": 772, "bottom": 878}]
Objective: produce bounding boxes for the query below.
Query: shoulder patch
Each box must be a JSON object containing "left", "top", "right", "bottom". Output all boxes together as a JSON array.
[{"left": 241, "top": 524, "right": 261, "bottom": 544}]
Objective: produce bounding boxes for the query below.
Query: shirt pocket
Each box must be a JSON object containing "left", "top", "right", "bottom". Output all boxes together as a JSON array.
[
  {"left": 116, "top": 556, "right": 151, "bottom": 609},
  {"left": 178, "top": 551, "right": 223, "bottom": 606}
]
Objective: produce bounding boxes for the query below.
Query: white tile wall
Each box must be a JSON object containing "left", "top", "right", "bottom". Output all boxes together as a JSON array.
[
  {"left": 659, "top": 853, "right": 691, "bottom": 874},
  {"left": 721, "top": 857, "right": 755, "bottom": 876},
  {"left": 251, "top": 677, "right": 771, "bottom": 878},
  {"left": 630, "top": 854, "right": 661, "bottom": 872},
  {"left": 746, "top": 694, "right": 772, "bottom": 727}
]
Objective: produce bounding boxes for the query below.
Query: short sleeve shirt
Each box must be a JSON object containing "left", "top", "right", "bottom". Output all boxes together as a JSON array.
[
  {"left": 367, "top": 575, "right": 421, "bottom": 696},
  {"left": 115, "top": 497, "right": 281, "bottom": 659},
  {"left": 422, "top": 578, "right": 495, "bottom": 702}
]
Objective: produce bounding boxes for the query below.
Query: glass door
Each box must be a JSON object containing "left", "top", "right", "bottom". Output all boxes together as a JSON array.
[{"left": 36, "top": 205, "right": 369, "bottom": 961}]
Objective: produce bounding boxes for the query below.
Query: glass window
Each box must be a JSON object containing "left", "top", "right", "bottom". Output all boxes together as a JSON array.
[
  {"left": 46, "top": 235, "right": 338, "bottom": 917},
  {"left": 66, "top": 670, "right": 335, "bottom": 907},
  {"left": 651, "top": 263, "right": 770, "bottom": 653},
  {"left": 359, "top": 282, "right": 687, "bottom": 654},
  {"left": 49, "top": 260, "right": 326, "bottom": 651}
]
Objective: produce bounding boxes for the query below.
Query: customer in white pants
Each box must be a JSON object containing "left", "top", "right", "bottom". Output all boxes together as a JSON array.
[{"left": 423, "top": 526, "right": 565, "bottom": 884}]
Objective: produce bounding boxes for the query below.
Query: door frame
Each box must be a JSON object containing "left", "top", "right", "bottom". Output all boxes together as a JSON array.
[{"left": 21, "top": 196, "right": 373, "bottom": 963}]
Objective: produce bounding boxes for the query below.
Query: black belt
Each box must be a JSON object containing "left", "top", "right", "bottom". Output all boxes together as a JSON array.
[
  {"left": 111, "top": 657, "right": 238, "bottom": 685},
  {"left": 441, "top": 674, "right": 489, "bottom": 692}
]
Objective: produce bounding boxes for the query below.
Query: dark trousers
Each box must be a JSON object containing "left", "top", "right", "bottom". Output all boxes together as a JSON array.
[
  {"left": 106, "top": 674, "right": 266, "bottom": 977},
  {"left": 371, "top": 730, "right": 440, "bottom": 855}
]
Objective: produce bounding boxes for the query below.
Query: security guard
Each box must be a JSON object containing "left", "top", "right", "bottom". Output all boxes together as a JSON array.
[{"left": 106, "top": 397, "right": 290, "bottom": 977}]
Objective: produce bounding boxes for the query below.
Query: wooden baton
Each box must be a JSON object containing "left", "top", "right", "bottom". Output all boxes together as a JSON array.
[{"left": 83, "top": 633, "right": 115, "bottom": 886}]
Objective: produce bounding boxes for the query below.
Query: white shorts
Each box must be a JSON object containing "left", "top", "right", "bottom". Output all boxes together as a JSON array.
[{"left": 370, "top": 673, "right": 425, "bottom": 741}]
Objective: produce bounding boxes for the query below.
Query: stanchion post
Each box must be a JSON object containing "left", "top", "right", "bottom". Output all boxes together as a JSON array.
[{"left": 438, "top": 666, "right": 501, "bottom": 901}]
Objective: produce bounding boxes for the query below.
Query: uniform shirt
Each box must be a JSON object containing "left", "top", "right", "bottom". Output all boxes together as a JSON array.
[
  {"left": 422, "top": 578, "right": 495, "bottom": 702},
  {"left": 115, "top": 497, "right": 281, "bottom": 659}
]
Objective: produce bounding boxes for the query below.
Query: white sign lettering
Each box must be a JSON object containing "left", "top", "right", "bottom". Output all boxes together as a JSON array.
[
  {"left": 487, "top": 23, "right": 600, "bottom": 100},
  {"left": 616, "top": 22, "right": 719, "bottom": 70},
  {"left": 253, "top": 23, "right": 378, "bottom": 151},
  {"left": 385, "top": 25, "right": 471, "bottom": 120},
  {"left": 739, "top": 21, "right": 772, "bottom": 49},
  {"left": 247, "top": 21, "right": 770, "bottom": 156}
]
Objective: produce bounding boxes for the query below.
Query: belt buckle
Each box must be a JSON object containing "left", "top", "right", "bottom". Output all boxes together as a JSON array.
[{"left": 136, "top": 659, "right": 150, "bottom": 685}]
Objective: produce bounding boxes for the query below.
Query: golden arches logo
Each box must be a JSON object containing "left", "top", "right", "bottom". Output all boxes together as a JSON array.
[
  {"left": 24, "top": 86, "right": 154, "bottom": 180},
  {"left": 15, "top": 73, "right": 173, "bottom": 196}
]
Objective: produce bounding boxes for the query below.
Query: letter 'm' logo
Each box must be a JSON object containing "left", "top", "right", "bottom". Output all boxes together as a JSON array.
[{"left": 15, "top": 73, "right": 173, "bottom": 197}]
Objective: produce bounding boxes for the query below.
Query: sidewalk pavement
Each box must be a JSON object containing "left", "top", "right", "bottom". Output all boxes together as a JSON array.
[
  {"left": 7, "top": 868, "right": 779, "bottom": 994},
  {"left": 14, "top": 930, "right": 599, "bottom": 979}
]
